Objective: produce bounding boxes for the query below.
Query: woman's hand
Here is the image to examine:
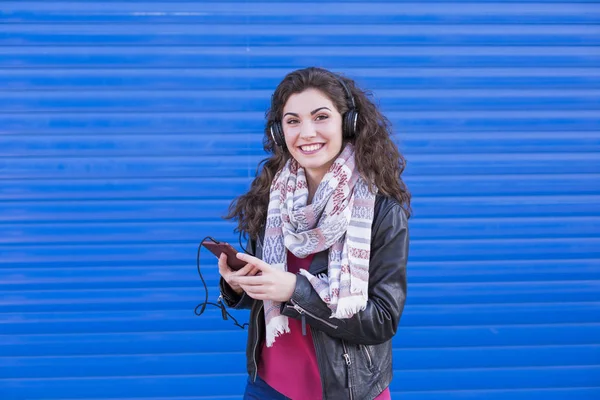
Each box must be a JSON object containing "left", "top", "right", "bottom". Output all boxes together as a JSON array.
[
  {"left": 229, "top": 253, "right": 297, "bottom": 302},
  {"left": 218, "top": 253, "right": 260, "bottom": 295}
]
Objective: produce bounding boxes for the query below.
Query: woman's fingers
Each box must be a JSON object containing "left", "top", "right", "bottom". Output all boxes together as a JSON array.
[
  {"left": 218, "top": 255, "right": 256, "bottom": 277},
  {"left": 236, "top": 253, "right": 271, "bottom": 272},
  {"left": 241, "top": 286, "right": 268, "bottom": 299},
  {"left": 217, "top": 254, "right": 230, "bottom": 276},
  {"left": 219, "top": 252, "right": 275, "bottom": 299},
  {"left": 240, "top": 264, "right": 260, "bottom": 276},
  {"left": 232, "top": 274, "right": 271, "bottom": 286},
  {"left": 232, "top": 263, "right": 254, "bottom": 276},
  {"left": 250, "top": 266, "right": 261, "bottom": 276}
]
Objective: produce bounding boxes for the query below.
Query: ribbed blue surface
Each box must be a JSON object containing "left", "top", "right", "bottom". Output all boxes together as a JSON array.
[{"left": 1, "top": 1, "right": 600, "bottom": 399}]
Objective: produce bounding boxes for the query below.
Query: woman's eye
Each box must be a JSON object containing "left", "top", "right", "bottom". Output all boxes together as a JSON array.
[
  {"left": 286, "top": 119, "right": 299, "bottom": 125},
  {"left": 315, "top": 114, "right": 329, "bottom": 121}
]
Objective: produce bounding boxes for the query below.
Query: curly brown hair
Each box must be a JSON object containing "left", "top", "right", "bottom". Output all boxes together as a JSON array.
[{"left": 225, "top": 67, "right": 412, "bottom": 241}]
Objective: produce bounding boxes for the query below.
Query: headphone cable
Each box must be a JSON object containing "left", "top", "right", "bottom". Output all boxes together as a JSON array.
[{"left": 194, "top": 235, "right": 249, "bottom": 330}]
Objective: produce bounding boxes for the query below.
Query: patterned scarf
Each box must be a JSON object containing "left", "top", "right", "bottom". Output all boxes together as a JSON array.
[{"left": 262, "top": 143, "right": 377, "bottom": 347}]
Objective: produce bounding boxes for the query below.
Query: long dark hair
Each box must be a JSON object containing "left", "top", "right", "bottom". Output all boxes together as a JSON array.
[{"left": 226, "top": 67, "right": 411, "bottom": 240}]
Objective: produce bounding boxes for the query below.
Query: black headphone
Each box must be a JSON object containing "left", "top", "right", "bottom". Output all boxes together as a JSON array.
[{"left": 269, "top": 73, "right": 359, "bottom": 149}]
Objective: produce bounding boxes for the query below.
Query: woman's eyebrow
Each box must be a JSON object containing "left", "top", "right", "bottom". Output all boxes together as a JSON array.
[
  {"left": 310, "top": 107, "right": 331, "bottom": 115},
  {"left": 283, "top": 107, "right": 331, "bottom": 118}
]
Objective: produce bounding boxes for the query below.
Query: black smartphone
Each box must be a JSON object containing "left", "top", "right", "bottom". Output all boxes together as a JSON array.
[{"left": 201, "top": 238, "right": 246, "bottom": 271}]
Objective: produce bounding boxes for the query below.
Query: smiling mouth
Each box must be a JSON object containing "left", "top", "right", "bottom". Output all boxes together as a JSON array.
[{"left": 299, "top": 143, "right": 325, "bottom": 154}]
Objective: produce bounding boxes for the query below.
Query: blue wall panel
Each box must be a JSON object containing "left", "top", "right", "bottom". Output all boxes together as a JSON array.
[{"left": 1, "top": 1, "right": 599, "bottom": 399}]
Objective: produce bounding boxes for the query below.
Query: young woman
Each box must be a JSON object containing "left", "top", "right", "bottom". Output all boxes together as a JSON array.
[{"left": 219, "top": 67, "right": 411, "bottom": 400}]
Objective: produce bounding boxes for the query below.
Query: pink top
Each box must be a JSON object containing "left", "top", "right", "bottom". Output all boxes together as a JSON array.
[{"left": 258, "top": 251, "right": 391, "bottom": 400}]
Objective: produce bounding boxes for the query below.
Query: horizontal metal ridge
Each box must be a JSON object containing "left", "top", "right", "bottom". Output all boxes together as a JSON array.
[
  {"left": 0, "top": 365, "right": 598, "bottom": 396},
  {"left": 2, "top": 25, "right": 599, "bottom": 47},
  {"left": 2, "top": 346, "right": 599, "bottom": 379},
  {"left": 2, "top": 89, "right": 599, "bottom": 113}
]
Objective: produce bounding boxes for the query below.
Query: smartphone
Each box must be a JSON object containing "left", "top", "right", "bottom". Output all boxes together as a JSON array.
[{"left": 201, "top": 238, "right": 247, "bottom": 271}]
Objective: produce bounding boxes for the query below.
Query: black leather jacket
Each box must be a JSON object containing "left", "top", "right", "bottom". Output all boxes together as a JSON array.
[{"left": 220, "top": 195, "right": 409, "bottom": 399}]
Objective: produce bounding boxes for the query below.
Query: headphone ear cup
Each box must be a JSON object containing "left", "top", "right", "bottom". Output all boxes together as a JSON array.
[
  {"left": 343, "top": 110, "right": 358, "bottom": 139},
  {"left": 270, "top": 121, "right": 286, "bottom": 148}
]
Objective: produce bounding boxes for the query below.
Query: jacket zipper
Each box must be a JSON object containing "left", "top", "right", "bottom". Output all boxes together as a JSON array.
[
  {"left": 310, "top": 328, "right": 327, "bottom": 398},
  {"left": 290, "top": 298, "right": 338, "bottom": 330},
  {"left": 342, "top": 340, "right": 353, "bottom": 400},
  {"left": 252, "top": 302, "right": 263, "bottom": 382},
  {"left": 360, "top": 344, "right": 373, "bottom": 369}
]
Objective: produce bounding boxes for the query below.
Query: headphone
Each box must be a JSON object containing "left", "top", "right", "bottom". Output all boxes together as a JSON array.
[{"left": 269, "top": 73, "right": 359, "bottom": 150}]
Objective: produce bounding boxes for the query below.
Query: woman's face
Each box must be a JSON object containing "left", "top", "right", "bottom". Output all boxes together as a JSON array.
[{"left": 282, "top": 88, "right": 344, "bottom": 182}]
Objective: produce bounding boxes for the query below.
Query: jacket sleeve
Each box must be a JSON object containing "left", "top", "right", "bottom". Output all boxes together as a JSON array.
[
  {"left": 219, "top": 238, "right": 257, "bottom": 310},
  {"left": 280, "top": 202, "right": 409, "bottom": 345}
]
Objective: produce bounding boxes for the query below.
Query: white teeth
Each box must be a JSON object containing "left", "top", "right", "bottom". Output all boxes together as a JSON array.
[{"left": 301, "top": 144, "right": 323, "bottom": 152}]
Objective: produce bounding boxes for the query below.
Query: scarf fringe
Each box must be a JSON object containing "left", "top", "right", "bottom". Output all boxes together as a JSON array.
[
  {"left": 265, "top": 315, "right": 290, "bottom": 347},
  {"left": 332, "top": 295, "right": 369, "bottom": 319}
]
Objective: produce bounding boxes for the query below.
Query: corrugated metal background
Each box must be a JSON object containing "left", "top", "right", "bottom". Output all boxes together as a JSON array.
[{"left": 1, "top": 1, "right": 600, "bottom": 399}]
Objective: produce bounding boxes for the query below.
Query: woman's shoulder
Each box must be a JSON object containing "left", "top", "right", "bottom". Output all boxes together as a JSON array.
[
  {"left": 374, "top": 193, "right": 405, "bottom": 216},
  {"left": 373, "top": 193, "right": 409, "bottom": 231}
]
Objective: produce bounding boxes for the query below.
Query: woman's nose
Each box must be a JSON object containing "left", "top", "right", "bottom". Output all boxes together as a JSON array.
[{"left": 299, "top": 122, "right": 317, "bottom": 139}]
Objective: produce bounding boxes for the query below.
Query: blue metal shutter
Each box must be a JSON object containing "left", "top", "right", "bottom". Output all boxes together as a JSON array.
[{"left": 1, "top": 1, "right": 599, "bottom": 399}]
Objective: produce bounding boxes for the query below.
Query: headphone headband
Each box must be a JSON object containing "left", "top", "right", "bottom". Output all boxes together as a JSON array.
[{"left": 334, "top": 75, "right": 356, "bottom": 111}]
